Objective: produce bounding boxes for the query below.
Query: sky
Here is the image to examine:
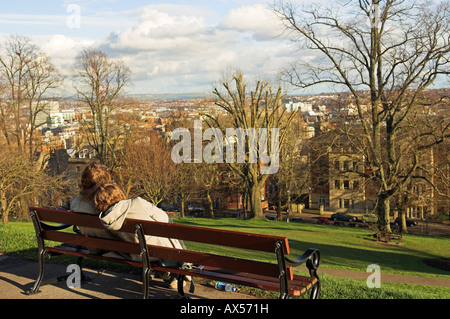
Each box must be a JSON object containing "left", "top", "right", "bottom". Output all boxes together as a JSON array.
[
  {"left": 1, "top": 1, "right": 446, "bottom": 96},
  {"left": 0, "top": 0, "right": 305, "bottom": 96}
]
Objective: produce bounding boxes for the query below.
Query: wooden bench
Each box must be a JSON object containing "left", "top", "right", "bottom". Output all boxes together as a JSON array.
[
  {"left": 27, "top": 207, "right": 321, "bottom": 299},
  {"left": 376, "top": 231, "right": 402, "bottom": 245}
]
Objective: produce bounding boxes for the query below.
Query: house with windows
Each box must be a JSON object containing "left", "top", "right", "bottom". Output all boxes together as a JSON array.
[{"left": 309, "top": 134, "right": 375, "bottom": 214}]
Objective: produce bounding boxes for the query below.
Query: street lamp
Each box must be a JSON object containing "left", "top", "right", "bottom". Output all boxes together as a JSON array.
[{"left": 287, "top": 188, "right": 291, "bottom": 223}]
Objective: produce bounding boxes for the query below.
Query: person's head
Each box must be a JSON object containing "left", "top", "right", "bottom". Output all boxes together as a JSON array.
[
  {"left": 93, "top": 182, "right": 126, "bottom": 213},
  {"left": 79, "top": 163, "right": 112, "bottom": 199}
]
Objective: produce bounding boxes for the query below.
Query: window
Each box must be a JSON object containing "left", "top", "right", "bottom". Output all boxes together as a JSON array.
[
  {"left": 335, "top": 161, "right": 340, "bottom": 171},
  {"left": 343, "top": 199, "right": 350, "bottom": 208},
  {"left": 319, "top": 197, "right": 326, "bottom": 208},
  {"left": 343, "top": 161, "right": 350, "bottom": 171},
  {"left": 343, "top": 180, "right": 350, "bottom": 190},
  {"left": 353, "top": 181, "right": 359, "bottom": 190},
  {"left": 335, "top": 180, "right": 340, "bottom": 189}
]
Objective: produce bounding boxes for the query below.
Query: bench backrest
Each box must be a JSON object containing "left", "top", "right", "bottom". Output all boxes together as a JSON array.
[{"left": 29, "top": 207, "right": 293, "bottom": 280}]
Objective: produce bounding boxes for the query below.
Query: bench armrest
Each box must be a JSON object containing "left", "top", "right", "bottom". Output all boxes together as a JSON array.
[
  {"left": 40, "top": 222, "right": 73, "bottom": 231},
  {"left": 285, "top": 248, "right": 320, "bottom": 278}
]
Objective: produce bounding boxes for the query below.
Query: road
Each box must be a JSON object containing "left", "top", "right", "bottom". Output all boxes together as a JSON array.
[{"left": 264, "top": 211, "right": 450, "bottom": 237}]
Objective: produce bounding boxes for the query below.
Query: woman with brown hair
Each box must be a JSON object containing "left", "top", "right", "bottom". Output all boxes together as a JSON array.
[
  {"left": 70, "top": 163, "right": 117, "bottom": 248},
  {"left": 93, "top": 182, "right": 185, "bottom": 260},
  {"left": 70, "top": 162, "right": 112, "bottom": 215},
  {"left": 93, "top": 182, "right": 189, "bottom": 288}
]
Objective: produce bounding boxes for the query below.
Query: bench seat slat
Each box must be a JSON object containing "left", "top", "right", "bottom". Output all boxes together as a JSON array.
[
  {"left": 42, "top": 230, "right": 142, "bottom": 255},
  {"left": 41, "top": 231, "right": 291, "bottom": 279},
  {"left": 44, "top": 245, "right": 314, "bottom": 296},
  {"left": 150, "top": 265, "right": 314, "bottom": 296},
  {"left": 31, "top": 207, "right": 105, "bottom": 229},
  {"left": 125, "top": 219, "right": 290, "bottom": 254},
  {"left": 30, "top": 207, "right": 289, "bottom": 254},
  {"left": 147, "top": 245, "right": 293, "bottom": 279},
  {"left": 46, "top": 246, "right": 143, "bottom": 268}
]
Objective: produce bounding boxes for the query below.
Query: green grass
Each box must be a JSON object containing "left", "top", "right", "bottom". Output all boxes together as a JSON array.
[
  {"left": 174, "top": 218, "right": 450, "bottom": 278},
  {"left": 1, "top": 218, "right": 449, "bottom": 299}
]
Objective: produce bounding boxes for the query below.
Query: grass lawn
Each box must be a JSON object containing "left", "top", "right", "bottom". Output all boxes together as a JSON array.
[
  {"left": 1, "top": 217, "right": 449, "bottom": 299},
  {"left": 174, "top": 218, "right": 450, "bottom": 278}
]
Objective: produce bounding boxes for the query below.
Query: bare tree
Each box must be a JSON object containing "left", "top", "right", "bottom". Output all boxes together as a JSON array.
[
  {"left": 0, "top": 34, "right": 62, "bottom": 156},
  {"left": 73, "top": 49, "right": 131, "bottom": 166},
  {"left": 274, "top": 0, "right": 450, "bottom": 230},
  {"left": 120, "top": 131, "right": 177, "bottom": 207},
  {"left": 194, "top": 161, "right": 221, "bottom": 218},
  {"left": 0, "top": 149, "right": 68, "bottom": 225},
  {"left": 266, "top": 116, "right": 312, "bottom": 220},
  {"left": 205, "top": 70, "right": 297, "bottom": 219},
  {"left": 174, "top": 162, "right": 199, "bottom": 218}
]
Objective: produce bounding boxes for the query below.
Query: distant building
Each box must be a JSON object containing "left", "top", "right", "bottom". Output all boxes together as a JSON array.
[
  {"left": 284, "top": 101, "right": 313, "bottom": 113},
  {"left": 34, "top": 101, "right": 60, "bottom": 127},
  {"left": 309, "top": 135, "right": 375, "bottom": 214}
]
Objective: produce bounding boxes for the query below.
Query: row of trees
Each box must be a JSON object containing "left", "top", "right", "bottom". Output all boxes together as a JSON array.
[
  {"left": 0, "top": 34, "right": 132, "bottom": 225},
  {"left": 273, "top": 0, "right": 450, "bottom": 231}
]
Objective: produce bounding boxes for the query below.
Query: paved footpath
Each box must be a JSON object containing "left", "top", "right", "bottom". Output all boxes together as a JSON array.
[
  {"left": 0, "top": 254, "right": 449, "bottom": 299},
  {"left": 0, "top": 254, "right": 256, "bottom": 299}
]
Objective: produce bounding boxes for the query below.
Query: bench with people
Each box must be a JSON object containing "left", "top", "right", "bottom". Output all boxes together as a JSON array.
[{"left": 27, "top": 163, "right": 321, "bottom": 299}]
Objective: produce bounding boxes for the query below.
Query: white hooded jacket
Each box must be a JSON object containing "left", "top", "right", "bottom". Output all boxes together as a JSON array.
[{"left": 99, "top": 197, "right": 185, "bottom": 262}]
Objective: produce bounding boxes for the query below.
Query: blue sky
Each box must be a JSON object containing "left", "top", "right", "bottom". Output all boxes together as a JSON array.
[
  {"left": 1, "top": 1, "right": 446, "bottom": 95},
  {"left": 1, "top": 0, "right": 304, "bottom": 95}
]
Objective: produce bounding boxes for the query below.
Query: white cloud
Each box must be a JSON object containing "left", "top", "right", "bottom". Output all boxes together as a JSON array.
[
  {"left": 220, "top": 4, "right": 284, "bottom": 41},
  {"left": 106, "top": 9, "right": 212, "bottom": 52},
  {"left": 95, "top": 3, "right": 292, "bottom": 94},
  {"left": 0, "top": 2, "right": 296, "bottom": 95},
  {"left": 40, "top": 34, "right": 95, "bottom": 71}
]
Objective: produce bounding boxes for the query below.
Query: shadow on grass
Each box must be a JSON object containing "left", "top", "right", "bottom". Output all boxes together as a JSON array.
[{"left": 286, "top": 237, "right": 450, "bottom": 277}]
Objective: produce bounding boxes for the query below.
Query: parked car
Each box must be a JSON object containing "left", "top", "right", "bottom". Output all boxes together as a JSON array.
[
  {"left": 231, "top": 209, "right": 242, "bottom": 218},
  {"left": 330, "top": 213, "right": 358, "bottom": 222},
  {"left": 158, "top": 203, "right": 179, "bottom": 212},
  {"left": 394, "top": 217, "right": 418, "bottom": 227},
  {"left": 362, "top": 214, "right": 377, "bottom": 223},
  {"left": 316, "top": 217, "right": 330, "bottom": 225},
  {"left": 187, "top": 205, "right": 205, "bottom": 216}
]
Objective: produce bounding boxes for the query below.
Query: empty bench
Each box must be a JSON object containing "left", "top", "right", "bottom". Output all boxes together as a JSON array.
[
  {"left": 376, "top": 231, "right": 402, "bottom": 245},
  {"left": 28, "top": 207, "right": 321, "bottom": 299}
]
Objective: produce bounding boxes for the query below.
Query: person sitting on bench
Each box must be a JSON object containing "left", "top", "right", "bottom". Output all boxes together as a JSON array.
[
  {"left": 70, "top": 163, "right": 117, "bottom": 252},
  {"left": 93, "top": 181, "right": 188, "bottom": 287}
]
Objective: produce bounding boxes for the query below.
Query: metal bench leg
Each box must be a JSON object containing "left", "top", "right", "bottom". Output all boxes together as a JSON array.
[
  {"left": 26, "top": 248, "right": 46, "bottom": 295},
  {"left": 26, "top": 210, "right": 46, "bottom": 295},
  {"left": 306, "top": 250, "right": 321, "bottom": 299},
  {"left": 135, "top": 223, "right": 152, "bottom": 299},
  {"left": 275, "top": 241, "right": 289, "bottom": 299},
  {"left": 177, "top": 274, "right": 186, "bottom": 298}
]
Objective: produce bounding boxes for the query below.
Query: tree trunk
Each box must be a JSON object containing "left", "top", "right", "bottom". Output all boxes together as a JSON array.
[
  {"left": 376, "top": 194, "right": 392, "bottom": 232},
  {"left": 400, "top": 212, "right": 408, "bottom": 234},
  {"left": 1, "top": 196, "right": 8, "bottom": 225},
  {"left": 180, "top": 198, "right": 186, "bottom": 218},
  {"left": 206, "top": 192, "right": 214, "bottom": 218},
  {"left": 276, "top": 195, "right": 283, "bottom": 221},
  {"left": 249, "top": 182, "right": 263, "bottom": 219}
]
